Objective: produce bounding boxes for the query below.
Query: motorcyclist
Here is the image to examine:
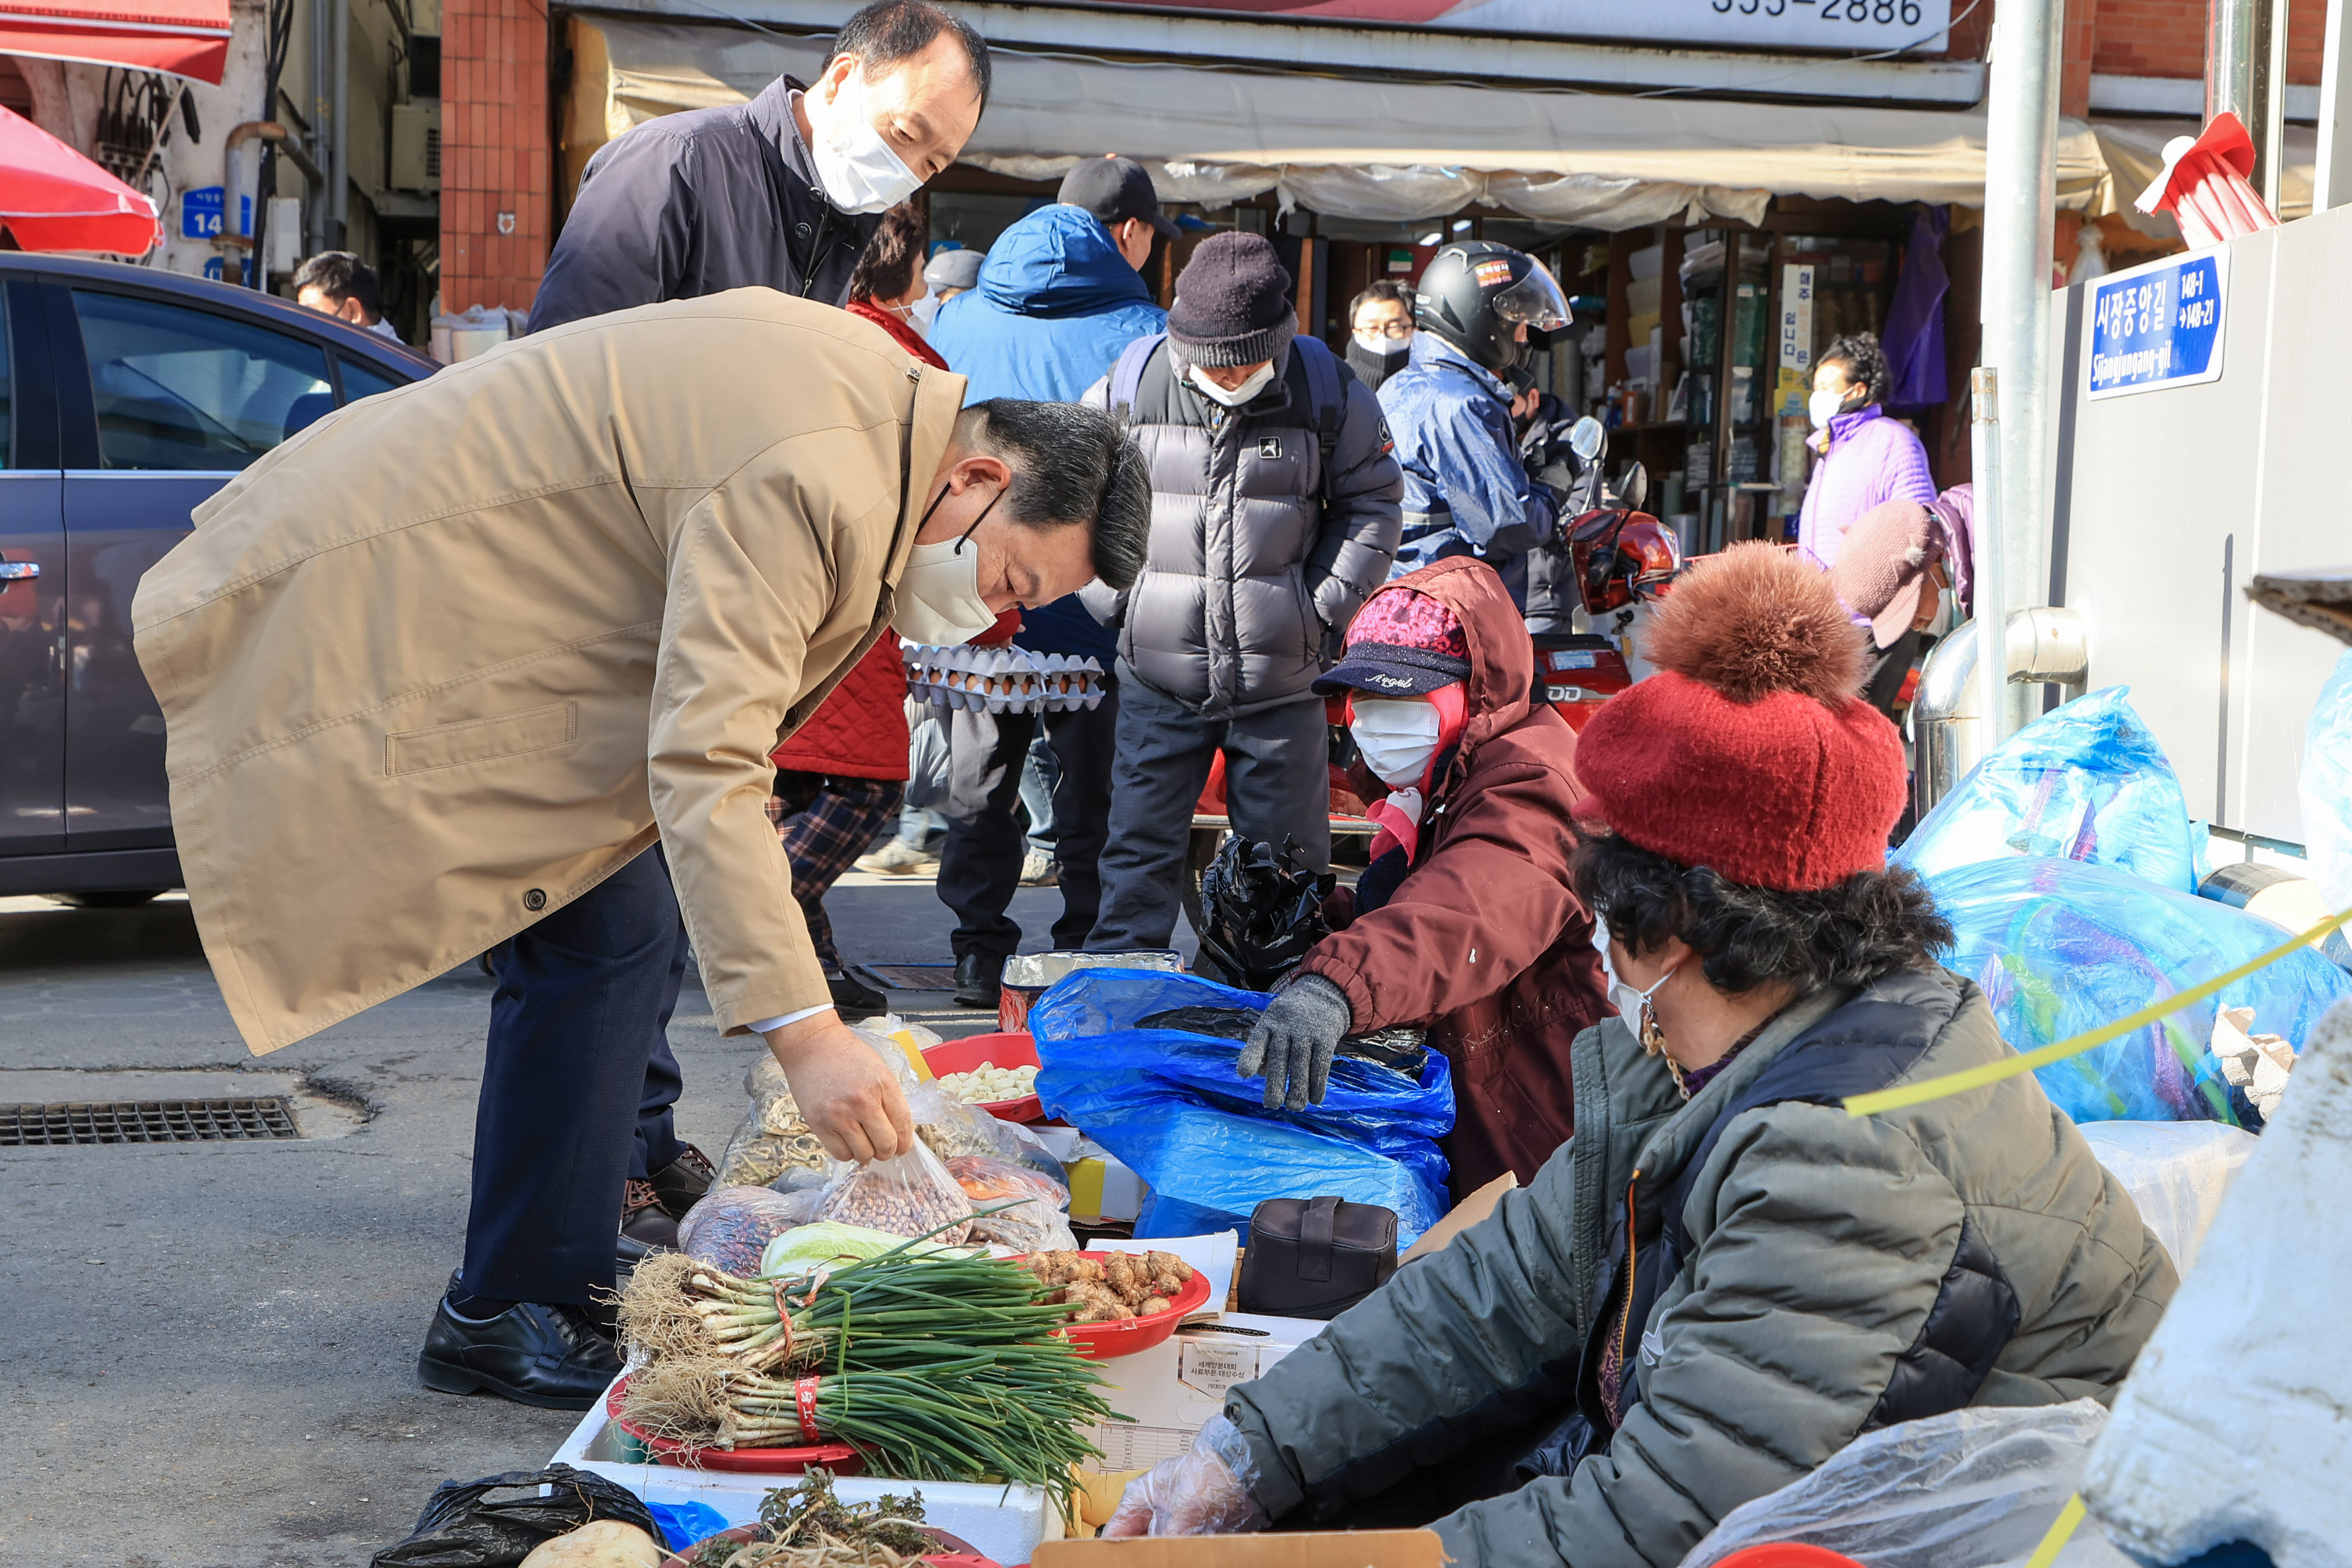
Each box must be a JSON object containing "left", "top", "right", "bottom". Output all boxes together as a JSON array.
[{"left": 1377, "top": 242, "right": 1571, "bottom": 603}]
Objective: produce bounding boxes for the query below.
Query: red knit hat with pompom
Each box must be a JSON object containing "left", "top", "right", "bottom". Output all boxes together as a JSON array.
[{"left": 1573, "top": 542, "right": 1907, "bottom": 891}]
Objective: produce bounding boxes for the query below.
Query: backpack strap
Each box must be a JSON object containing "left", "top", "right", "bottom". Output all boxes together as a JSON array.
[
  {"left": 1109, "top": 333, "right": 1166, "bottom": 424},
  {"left": 1292, "top": 333, "right": 1346, "bottom": 500}
]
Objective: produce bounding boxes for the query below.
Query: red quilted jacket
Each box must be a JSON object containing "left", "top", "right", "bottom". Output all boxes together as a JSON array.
[{"left": 774, "top": 636, "right": 911, "bottom": 779}]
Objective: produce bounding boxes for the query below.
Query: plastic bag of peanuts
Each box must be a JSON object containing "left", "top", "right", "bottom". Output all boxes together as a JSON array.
[{"left": 811, "top": 1134, "right": 975, "bottom": 1244}]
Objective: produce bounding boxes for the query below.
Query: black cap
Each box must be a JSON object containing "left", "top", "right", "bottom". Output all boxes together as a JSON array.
[{"left": 1057, "top": 155, "right": 1179, "bottom": 241}]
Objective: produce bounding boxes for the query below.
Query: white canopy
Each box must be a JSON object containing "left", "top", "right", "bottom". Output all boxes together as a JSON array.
[{"left": 568, "top": 14, "right": 2119, "bottom": 229}]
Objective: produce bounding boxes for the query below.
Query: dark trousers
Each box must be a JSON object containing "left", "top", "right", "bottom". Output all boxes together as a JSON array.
[
  {"left": 772, "top": 773, "right": 906, "bottom": 971},
  {"left": 937, "top": 682, "right": 1120, "bottom": 964},
  {"left": 1089, "top": 678, "right": 1332, "bottom": 952},
  {"left": 462, "top": 846, "right": 688, "bottom": 1305},
  {"left": 1864, "top": 628, "right": 1926, "bottom": 726}
]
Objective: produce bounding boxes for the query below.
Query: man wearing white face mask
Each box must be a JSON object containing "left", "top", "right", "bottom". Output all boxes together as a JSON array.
[
  {"left": 1080, "top": 232, "right": 1404, "bottom": 953},
  {"left": 132, "top": 292, "right": 1150, "bottom": 1409},
  {"left": 529, "top": 0, "right": 989, "bottom": 331}
]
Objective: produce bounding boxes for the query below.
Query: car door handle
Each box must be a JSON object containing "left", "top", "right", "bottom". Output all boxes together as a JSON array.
[{"left": 0, "top": 563, "right": 38, "bottom": 579}]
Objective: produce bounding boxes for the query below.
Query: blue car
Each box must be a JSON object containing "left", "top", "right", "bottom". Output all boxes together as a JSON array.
[{"left": 0, "top": 255, "right": 434, "bottom": 903}]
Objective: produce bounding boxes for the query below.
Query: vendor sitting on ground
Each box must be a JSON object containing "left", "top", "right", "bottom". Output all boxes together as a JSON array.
[
  {"left": 1116, "top": 542, "right": 2175, "bottom": 1567},
  {"left": 1236, "top": 557, "right": 1607, "bottom": 1197}
]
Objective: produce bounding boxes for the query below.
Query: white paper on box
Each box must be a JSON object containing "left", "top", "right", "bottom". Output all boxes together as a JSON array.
[{"left": 1085, "top": 1313, "right": 1323, "bottom": 1473}]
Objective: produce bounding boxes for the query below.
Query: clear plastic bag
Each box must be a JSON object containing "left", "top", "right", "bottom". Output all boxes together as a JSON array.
[
  {"left": 713, "top": 1055, "right": 833, "bottom": 1189},
  {"left": 677, "top": 1185, "right": 820, "bottom": 1276},
  {"left": 812, "top": 1136, "right": 974, "bottom": 1243},
  {"left": 1681, "top": 1400, "right": 2112, "bottom": 1568},
  {"left": 2074, "top": 1120, "right": 2256, "bottom": 1276},
  {"left": 1929, "top": 855, "right": 2352, "bottom": 1125},
  {"left": 2302, "top": 648, "right": 2352, "bottom": 915},
  {"left": 948, "top": 1154, "right": 1075, "bottom": 1252},
  {"left": 1897, "top": 686, "right": 2201, "bottom": 893}
]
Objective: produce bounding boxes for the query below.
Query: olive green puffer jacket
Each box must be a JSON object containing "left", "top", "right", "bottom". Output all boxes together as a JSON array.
[{"left": 1224, "top": 967, "right": 2176, "bottom": 1568}]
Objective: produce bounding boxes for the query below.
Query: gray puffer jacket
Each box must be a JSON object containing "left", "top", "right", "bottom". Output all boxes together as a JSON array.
[
  {"left": 1084, "top": 337, "right": 1402, "bottom": 719},
  {"left": 1225, "top": 967, "right": 2176, "bottom": 1568}
]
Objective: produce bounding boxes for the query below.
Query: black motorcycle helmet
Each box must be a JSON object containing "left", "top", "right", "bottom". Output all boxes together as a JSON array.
[{"left": 1414, "top": 242, "right": 1573, "bottom": 374}]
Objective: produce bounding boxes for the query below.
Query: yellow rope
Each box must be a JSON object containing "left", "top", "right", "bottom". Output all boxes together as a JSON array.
[
  {"left": 2023, "top": 1494, "right": 2087, "bottom": 1568},
  {"left": 1843, "top": 905, "right": 2352, "bottom": 1119}
]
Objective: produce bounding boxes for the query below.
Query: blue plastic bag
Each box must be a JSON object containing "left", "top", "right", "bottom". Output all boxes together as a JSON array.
[
  {"left": 1928, "top": 857, "right": 2352, "bottom": 1125},
  {"left": 1029, "top": 969, "right": 1454, "bottom": 1243},
  {"left": 1897, "top": 687, "right": 2200, "bottom": 892},
  {"left": 647, "top": 1499, "right": 731, "bottom": 1553},
  {"left": 2301, "top": 649, "right": 2352, "bottom": 915}
]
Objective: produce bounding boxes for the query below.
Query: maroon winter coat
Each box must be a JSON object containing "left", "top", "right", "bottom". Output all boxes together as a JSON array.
[{"left": 1295, "top": 558, "right": 1608, "bottom": 1199}]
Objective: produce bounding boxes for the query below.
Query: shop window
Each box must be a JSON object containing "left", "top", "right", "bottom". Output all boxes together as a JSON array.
[{"left": 72, "top": 290, "right": 333, "bottom": 471}]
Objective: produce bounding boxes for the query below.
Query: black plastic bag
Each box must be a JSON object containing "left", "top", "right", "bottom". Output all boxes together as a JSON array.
[
  {"left": 370, "top": 1464, "right": 658, "bottom": 1568},
  {"left": 1194, "top": 836, "right": 1335, "bottom": 991}
]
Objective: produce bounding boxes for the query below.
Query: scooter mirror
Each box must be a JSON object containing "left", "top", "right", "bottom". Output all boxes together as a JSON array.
[
  {"left": 1569, "top": 416, "right": 1606, "bottom": 463},
  {"left": 1616, "top": 461, "right": 1649, "bottom": 513}
]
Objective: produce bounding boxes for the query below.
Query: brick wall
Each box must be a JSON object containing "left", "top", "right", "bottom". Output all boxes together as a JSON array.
[
  {"left": 2082, "top": 0, "right": 2326, "bottom": 86},
  {"left": 440, "top": 0, "right": 550, "bottom": 315}
]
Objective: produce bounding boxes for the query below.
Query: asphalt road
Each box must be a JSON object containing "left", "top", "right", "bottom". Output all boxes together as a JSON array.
[{"left": 0, "top": 872, "right": 1089, "bottom": 1567}]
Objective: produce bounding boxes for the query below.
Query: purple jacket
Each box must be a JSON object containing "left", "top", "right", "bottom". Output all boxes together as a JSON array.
[{"left": 1796, "top": 406, "right": 1937, "bottom": 573}]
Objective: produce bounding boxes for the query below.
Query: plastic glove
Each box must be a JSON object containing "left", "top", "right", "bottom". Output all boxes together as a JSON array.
[
  {"left": 1102, "top": 1416, "right": 1271, "bottom": 1538},
  {"left": 1237, "top": 973, "right": 1352, "bottom": 1109}
]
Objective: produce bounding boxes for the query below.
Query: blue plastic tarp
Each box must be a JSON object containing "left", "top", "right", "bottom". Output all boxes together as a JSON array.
[
  {"left": 1029, "top": 969, "right": 1454, "bottom": 1243},
  {"left": 1929, "top": 856, "right": 2352, "bottom": 1125},
  {"left": 1897, "top": 687, "right": 2201, "bottom": 892}
]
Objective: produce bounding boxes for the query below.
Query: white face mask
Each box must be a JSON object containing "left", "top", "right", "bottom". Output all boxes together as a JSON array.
[
  {"left": 896, "top": 484, "right": 1004, "bottom": 646},
  {"left": 1808, "top": 387, "right": 1849, "bottom": 432},
  {"left": 1188, "top": 362, "right": 1278, "bottom": 408},
  {"left": 1594, "top": 917, "right": 1678, "bottom": 1031},
  {"left": 1350, "top": 698, "right": 1443, "bottom": 787},
  {"left": 805, "top": 66, "right": 922, "bottom": 215},
  {"left": 1354, "top": 331, "right": 1408, "bottom": 357}
]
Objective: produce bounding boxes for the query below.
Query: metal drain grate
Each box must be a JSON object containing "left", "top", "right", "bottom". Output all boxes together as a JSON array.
[{"left": 0, "top": 1097, "right": 302, "bottom": 1146}]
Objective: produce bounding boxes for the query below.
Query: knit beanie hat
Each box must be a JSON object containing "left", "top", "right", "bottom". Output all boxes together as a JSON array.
[
  {"left": 1573, "top": 542, "right": 1907, "bottom": 891},
  {"left": 1167, "top": 232, "right": 1296, "bottom": 367},
  {"left": 1831, "top": 499, "right": 1945, "bottom": 650},
  {"left": 1314, "top": 584, "right": 1472, "bottom": 697}
]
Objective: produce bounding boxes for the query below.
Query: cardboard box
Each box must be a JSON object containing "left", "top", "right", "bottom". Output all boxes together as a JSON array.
[
  {"left": 1068, "top": 1153, "right": 1147, "bottom": 1224},
  {"left": 1085, "top": 1313, "right": 1326, "bottom": 1473},
  {"left": 1035, "top": 1529, "right": 1445, "bottom": 1568},
  {"left": 1398, "top": 1173, "right": 1516, "bottom": 1264}
]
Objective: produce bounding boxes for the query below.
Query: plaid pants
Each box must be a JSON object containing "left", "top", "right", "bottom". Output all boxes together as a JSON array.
[{"left": 768, "top": 773, "right": 905, "bottom": 971}]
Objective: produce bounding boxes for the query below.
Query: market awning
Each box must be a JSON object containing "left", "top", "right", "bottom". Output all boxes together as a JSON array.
[
  {"left": 566, "top": 14, "right": 2116, "bottom": 230},
  {"left": 0, "top": 101, "right": 159, "bottom": 253},
  {"left": 0, "top": 0, "right": 231, "bottom": 84}
]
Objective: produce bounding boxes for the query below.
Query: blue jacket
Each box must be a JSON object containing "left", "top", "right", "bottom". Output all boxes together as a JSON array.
[
  {"left": 1377, "top": 334, "right": 1552, "bottom": 583},
  {"left": 929, "top": 203, "right": 1166, "bottom": 658}
]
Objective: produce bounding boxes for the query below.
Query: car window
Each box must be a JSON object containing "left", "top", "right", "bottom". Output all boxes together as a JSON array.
[
  {"left": 0, "top": 286, "right": 11, "bottom": 468},
  {"left": 338, "top": 356, "right": 407, "bottom": 405},
  {"left": 72, "top": 289, "right": 333, "bottom": 472}
]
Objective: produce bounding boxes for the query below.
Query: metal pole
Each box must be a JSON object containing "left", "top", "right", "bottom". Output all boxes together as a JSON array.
[
  {"left": 1977, "top": 0, "right": 2060, "bottom": 736},
  {"left": 2208, "top": 0, "right": 2280, "bottom": 208},
  {"left": 306, "top": 0, "right": 328, "bottom": 253},
  {"left": 1970, "top": 368, "right": 2010, "bottom": 755},
  {"left": 2318, "top": 0, "right": 2352, "bottom": 211},
  {"left": 328, "top": 0, "right": 349, "bottom": 248}
]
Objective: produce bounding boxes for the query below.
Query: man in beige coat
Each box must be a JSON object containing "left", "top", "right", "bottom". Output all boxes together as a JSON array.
[{"left": 132, "top": 288, "right": 1148, "bottom": 1406}]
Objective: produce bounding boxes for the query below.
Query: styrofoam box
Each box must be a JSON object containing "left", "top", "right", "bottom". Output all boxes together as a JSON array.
[
  {"left": 548, "top": 1382, "right": 1062, "bottom": 1565},
  {"left": 1083, "top": 1313, "right": 1327, "bottom": 1474}
]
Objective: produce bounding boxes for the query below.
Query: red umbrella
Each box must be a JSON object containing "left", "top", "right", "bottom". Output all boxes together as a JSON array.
[{"left": 0, "top": 102, "right": 160, "bottom": 255}]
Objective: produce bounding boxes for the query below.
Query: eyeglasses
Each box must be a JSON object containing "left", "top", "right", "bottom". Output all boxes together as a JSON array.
[{"left": 1355, "top": 321, "right": 1414, "bottom": 340}]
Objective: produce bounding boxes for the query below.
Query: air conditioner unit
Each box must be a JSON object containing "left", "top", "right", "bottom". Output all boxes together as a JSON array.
[{"left": 391, "top": 100, "right": 441, "bottom": 192}]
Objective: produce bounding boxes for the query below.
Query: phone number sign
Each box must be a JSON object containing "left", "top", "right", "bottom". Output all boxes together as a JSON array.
[{"left": 2087, "top": 251, "right": 2228, "bottom": 400}]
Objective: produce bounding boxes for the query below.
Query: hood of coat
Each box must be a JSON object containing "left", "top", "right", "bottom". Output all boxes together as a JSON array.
[
  {"left": 1364, "top": 556, "right": 1534, "bottom": 783},
  {"left": 976, "top": 204, "right": 1158, "bottom": 321}
]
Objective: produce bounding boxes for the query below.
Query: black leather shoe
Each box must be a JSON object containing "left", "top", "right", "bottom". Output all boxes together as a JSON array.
[
  {"left": 647, "top": 1144, "right": 717, "bottom": 1220},
  {"left": 620, "top": 1177, "right": 680, "bottom": 1253},
  {"left": 828, "top": 968, "right": 889, "bottom": 1021},
  {"left": 953, "top": 952, "right": 1004, "bottom": 1009},
  {"left": 418, "top": 1292, "right": 623, "bottom": 1410}
]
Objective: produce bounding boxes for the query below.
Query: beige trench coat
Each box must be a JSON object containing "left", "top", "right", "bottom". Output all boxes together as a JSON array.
[{"left": 133, "top": 290, "right": 965, "bottom": 1054}]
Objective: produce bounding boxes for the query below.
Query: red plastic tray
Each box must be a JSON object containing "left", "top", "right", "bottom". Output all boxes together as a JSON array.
[
  {"left": 923, "top": 1031, "right": 1044, "bottom": 1124},
  {"left": 1027, "top": 1251, "right": 1214, "bottom": 1361},
  {"left": 606, "top": 1375, "right": 865, "bottom": 1474}
]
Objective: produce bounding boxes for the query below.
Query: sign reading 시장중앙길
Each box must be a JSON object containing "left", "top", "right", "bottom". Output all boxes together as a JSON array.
[{"left": 2086, "top": 250, "right": 2228, "bottom": 400}]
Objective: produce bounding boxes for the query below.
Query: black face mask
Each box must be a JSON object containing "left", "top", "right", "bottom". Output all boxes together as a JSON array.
[{"left": 1347, "top": 339, "right": 1412, "bottom": 391}]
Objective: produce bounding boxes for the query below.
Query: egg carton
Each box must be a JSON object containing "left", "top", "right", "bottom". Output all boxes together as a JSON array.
[{"left": 901, "top": 644, "right": 1106, "bottom": 714}]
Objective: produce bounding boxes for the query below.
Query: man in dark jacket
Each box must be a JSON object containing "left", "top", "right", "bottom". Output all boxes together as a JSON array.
[
  {"left": 1083, "top": 233, "right": 1403, "bottom": 952},
  {"left": 925, "top": 158, "right": 1171, "bottom": 1004},
  {"left": 529, "top": 0, "right": 988, "bottom": 329},
  {"left": 437, "top": 0, "right": 990, "bottom": 1410},
  {"left": 1239, "top": 559, "right": 1607, "bottom": 1196}
]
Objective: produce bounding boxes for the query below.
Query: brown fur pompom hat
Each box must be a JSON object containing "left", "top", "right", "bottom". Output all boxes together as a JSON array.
[{"left": 1572, "top": 542, "right": 1908, "bottom": 890}]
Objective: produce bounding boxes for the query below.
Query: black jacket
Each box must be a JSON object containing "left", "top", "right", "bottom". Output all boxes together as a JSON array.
[{"left": 529, "top": 76, "right": 879, "bottom": 331}]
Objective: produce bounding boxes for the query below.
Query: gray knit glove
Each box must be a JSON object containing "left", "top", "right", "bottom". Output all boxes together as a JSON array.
[{"left": 1237, "top": 974, "right": 1352, "bottom": 1110}]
